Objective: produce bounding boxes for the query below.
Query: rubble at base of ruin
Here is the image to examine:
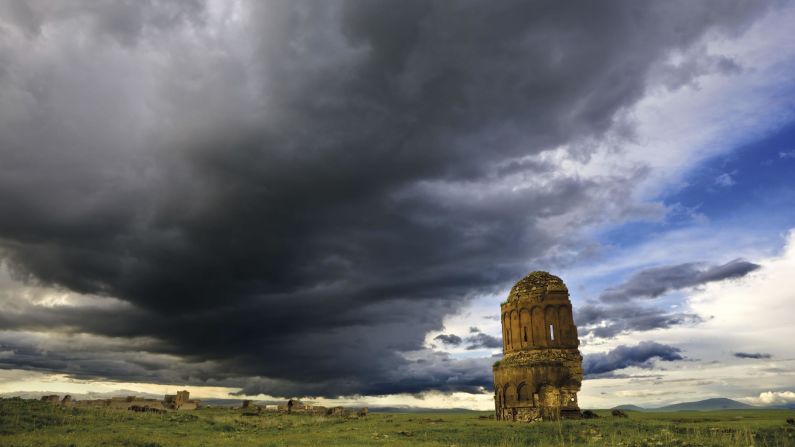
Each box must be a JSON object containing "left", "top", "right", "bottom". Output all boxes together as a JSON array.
[
  {"left": 39, "top": 390, "right": 201, "bottom": 412},
  {"left": 493, "top": 271, "right": 583, "bottom": 422}
]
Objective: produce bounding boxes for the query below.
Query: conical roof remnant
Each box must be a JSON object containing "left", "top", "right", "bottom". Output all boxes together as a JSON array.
[{"left": 506, "top": 271, "right": 567, "bottom": 303}]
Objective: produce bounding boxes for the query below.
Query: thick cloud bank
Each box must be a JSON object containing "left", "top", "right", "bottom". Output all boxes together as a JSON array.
[
  {"left": 434, "top": 335, "right": 463, "bottom": 346},
  {"left": 599, "top": 259, "right": 760, "bottom": 302},
  {"left": 733, "top": 352, "right": 772, "bottom": 359},
  {"left": 577, "top": 259, "right": 758, "bottom": 339},
  {"left": 583, "top": 342, "right": 684, "bottom": 377},
  {"left": 0, "top": 0, "right": 776, "bottom": 396}
]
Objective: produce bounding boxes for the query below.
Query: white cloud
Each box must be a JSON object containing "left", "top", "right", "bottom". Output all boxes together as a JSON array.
[
  {"left": 0, "top": 369, "right": 236, "bottom": 400},
  {"left": 714, "top": 172, "right": 736, "bottom": 187},
  {"left": 684, "top": 229, "right": 795, "bottom": 352},
  {"left": 743, "top": 391, "right": 795, "bottom": 405}
]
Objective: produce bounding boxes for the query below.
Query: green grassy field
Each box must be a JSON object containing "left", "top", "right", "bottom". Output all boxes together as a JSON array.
[{"left": 1, "top": 398, "right": 793, "bottom": 446}]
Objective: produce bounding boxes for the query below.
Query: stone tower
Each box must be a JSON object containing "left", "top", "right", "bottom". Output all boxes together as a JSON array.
[{"left": 493, "top": 271, "right": 583, "bottom": 421}]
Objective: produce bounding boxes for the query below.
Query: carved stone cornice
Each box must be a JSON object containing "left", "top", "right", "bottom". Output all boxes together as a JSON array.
[{"left": 495, "top": 348, "right": 582, "bottom": 369}]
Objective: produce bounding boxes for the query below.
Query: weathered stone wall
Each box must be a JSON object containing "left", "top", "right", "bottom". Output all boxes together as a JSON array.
[
  {"left": 163, "top": 390, "right": 199, "bottom": 410},
  {"left": 175, "top": 391, "right": 190, "bottom": 406},
  {"left": 177, "top": 402, "right": 198, "bottom": 411},
  {"left": 500, "top": 289, "right": 579, "bottom": 352}
]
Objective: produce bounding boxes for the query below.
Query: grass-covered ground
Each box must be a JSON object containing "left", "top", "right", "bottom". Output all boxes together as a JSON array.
[{"left": 1, "top": 398, "right": 793, "bottom": 446}]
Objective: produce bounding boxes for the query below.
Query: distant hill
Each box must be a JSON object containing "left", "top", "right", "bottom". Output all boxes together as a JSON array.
[
  {"left": 0, "top": 390, "right": 162, "bottom": 401},
  {"left": 0, "top": 391, "right": 245, "bottom": 407},
  {"left": 656, "top": 398, "right": 755, "bottom": 411},
  {"left": 369, "top": 406, "right": 477, "bottom": 413},
  {"left": 200, "top": 398, "right": 249, "bottom": 407},
  {"left": 612, "top": 398, "right": 758, "bottom": 412},
  {"left": 612, "top": 404, "right": 646, "bottom": 411}
]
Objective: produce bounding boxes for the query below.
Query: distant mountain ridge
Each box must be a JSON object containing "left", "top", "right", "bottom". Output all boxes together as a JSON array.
[
  {"left": 0, "top": 392, "right": 265, "bottom": 408},
  {"left": 368, "top": 406, "right": 476, "bottom": 413},
  {"left": 612, "top": 404, "right": 646, "bottom": 411},
  {"left": 612, "top": 398, "right": 757, "bottom": 412},
  {"left": 0, "top": 390, "right": 163, "bottom": 401}
]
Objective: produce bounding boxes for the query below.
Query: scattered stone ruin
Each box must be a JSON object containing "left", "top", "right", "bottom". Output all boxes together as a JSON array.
[
  {"left": 164, "top": 390, "right": 200, "bottom": 410},
  {"left": 38, "top": 390, "right": 199, "bottom": 412},
  {"left": 493, "top": 271, "right": 583, "bottom": 422},
  {"left": 240, "top": 399, "right": 367, "bottom": 417}
]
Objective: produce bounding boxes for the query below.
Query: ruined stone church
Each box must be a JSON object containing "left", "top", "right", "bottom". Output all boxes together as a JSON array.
[{"left": 493, "top": 271, "right": 583, "bottom": 421}]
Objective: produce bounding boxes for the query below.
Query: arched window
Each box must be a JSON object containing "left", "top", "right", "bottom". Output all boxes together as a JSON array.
[
  {"left": 517, "top": 383, "right": 530, "bottom": 402},
  {"left": 523, "top": 327, "right": 528, "bottom": 342},
  {"left": 510, "top": 310, "right": 520, "bottom": 347},
  {"left": 545, "top": 306, "right": 559, "bottom": 346},
  {"left": 503, "top": 384, "right": 515, "bottom": 403},
  {"left": 532, "top": 307, "right": 546, "bottom": 347},
  {"left": 503, "top": 313, "right": 511, "bottom": 349}
]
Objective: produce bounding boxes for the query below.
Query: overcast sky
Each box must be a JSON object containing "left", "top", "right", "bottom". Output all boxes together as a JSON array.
[{"left": 0, "top": 0, "right": 794, "bottom": 410}]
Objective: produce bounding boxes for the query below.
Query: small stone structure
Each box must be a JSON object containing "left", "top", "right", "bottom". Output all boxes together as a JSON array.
[
  {"left": 493, "top": 272, "right": 583, "bottom": 422},
  {"left": 41, "top": 395, "right": 60, "bottom": 405},
  {"left": 163, "top": 390, "right": 200, "bottom": 410}
]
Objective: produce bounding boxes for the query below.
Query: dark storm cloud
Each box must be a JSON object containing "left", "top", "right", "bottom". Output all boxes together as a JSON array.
[
  {"left": 465, "top": 333, "right": 502, "bottom": 350},
  {"left": 230, "top": 351, "right": 495, "bottom": 396},
  {"left": 599, "top": 259, "right": 760, "bottom": 302},
  {"left": 583, "top": 341, "right": 684, "bottom": 376},
  {"left": 576, "top": 302, "right": 703, "bottom": 339},
  {"left": 434, "top": 334, "right": 463, "bottom": 346},
  {"left": 0, "top": 0, "right": 205, "bottom": 41},
  {"left": 0, "top": 0, "right": 776, "bottom": 396},
  {"left": 734, "top": 352, "right": 772, "bottom": 359},
  {"left": 0, "top": 332, "right": 225, "bottom": 386}
]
